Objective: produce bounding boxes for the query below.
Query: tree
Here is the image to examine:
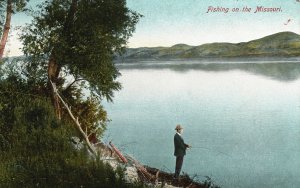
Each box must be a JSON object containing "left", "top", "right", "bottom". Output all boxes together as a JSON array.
[
  {"left": 0, "top": 66, "right": 143, "bottom": 187},
  {"left": 0, "top": 0, "right": 142, "bottom": 185},
  {"left": 0, "top": 0, "right": 29, "bottom": 58},
  {"left": 20, "top": 0, "right": 141, "bottom": 152}
]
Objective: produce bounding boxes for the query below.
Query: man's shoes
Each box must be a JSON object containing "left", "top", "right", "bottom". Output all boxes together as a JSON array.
[{"left": 173, "top": 176, "right": 180, "bottom": 183}]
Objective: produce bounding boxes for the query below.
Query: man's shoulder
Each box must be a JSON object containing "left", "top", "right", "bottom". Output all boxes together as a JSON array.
[{"left": 174, "top": 133, "right": 181, "bottom": 139}]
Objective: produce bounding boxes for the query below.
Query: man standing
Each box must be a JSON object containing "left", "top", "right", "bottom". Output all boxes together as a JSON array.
[{"left": 174, "top": 124, "right": 190, "bottom": 179}]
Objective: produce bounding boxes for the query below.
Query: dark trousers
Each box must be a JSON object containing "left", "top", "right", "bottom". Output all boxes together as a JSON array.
[{"left": 174, "top": 156, "right": 184, "bottom": 178}]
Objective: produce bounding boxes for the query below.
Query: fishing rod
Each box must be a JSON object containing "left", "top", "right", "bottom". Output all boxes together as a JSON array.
[{"left": 189, "top": 146, "right": 232, "bottom": 158}]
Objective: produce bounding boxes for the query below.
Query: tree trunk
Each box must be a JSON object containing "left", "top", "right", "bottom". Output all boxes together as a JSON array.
[
  {"left": 47, "top": 0, "right": 78, "bottom": 119},
  {"left": 48, "top": 54, "right": 62, "bottom": 119},
  {"left": 0, "top": 0, "right": 12, "bottom": 59}
]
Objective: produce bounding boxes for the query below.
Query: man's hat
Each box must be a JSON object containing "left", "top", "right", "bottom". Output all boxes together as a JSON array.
[{"left": 175, "top": 124, "right": 183, "bottom": 131}]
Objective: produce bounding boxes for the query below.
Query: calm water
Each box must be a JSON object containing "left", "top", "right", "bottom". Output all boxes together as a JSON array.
[{"left": 103, "top": 61, "right": 300, "bottom": 188}]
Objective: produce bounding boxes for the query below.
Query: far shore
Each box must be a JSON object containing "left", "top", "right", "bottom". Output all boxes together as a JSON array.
[{"left": 114, "top": 57, "right": 300, "bottom": 64}]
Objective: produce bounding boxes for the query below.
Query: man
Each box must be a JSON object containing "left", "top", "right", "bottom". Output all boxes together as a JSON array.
[{"left": 174, "top": 124, "right": 190, "bottom": 179}]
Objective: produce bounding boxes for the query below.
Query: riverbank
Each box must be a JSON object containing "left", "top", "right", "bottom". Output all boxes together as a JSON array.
[{"left": 96, "top": 142, "right": 219, "bottom": 188}]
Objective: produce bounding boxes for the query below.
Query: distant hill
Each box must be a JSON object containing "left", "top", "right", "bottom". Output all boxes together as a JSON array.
[{"left": 117, "top": 32, "right": 300, "bottom": 60}]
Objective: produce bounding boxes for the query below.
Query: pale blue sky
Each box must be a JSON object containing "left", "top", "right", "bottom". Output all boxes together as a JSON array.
[{"left": 6, "top": 0, "right": 300, "bottom": 56}]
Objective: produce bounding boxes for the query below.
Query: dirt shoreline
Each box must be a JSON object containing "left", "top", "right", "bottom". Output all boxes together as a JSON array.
[{"left": 96, "top": 142, "right": 218, "bottom": 188}]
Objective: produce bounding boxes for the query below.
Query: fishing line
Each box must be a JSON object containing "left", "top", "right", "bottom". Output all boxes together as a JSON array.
[
  {"left": 102, "top": 133, "right": 112, "bottom": 145},
  {"left": 162, "top": 165, "right": 172, "bottom": 173},
  {"left": 119, "top": 141, "right": 138, "bottom": 150},
  {"left": 191, "top": 146, "right": 232, "bottom": 158}
]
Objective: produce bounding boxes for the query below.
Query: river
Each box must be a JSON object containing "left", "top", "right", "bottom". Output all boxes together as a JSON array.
[{"left": 103, "top": 60, "right": 300, "bottom": 188}]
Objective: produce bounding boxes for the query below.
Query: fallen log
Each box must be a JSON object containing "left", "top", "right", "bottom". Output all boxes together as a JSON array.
[
  {"left": 50, "top": 80, "right": 97, "bottom": 155},
  {"left": 109, "top": 141, "right": 128, "bottom": 163},
  {"left": 125, "top": 155, "right": 156, "bottom": 182}
]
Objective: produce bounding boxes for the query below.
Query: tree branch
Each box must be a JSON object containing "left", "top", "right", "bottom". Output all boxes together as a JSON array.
[
  {"left": 64, "top": 78, "right": 85, "bottom": 91},
  {"left": 50, "top": 80, "right": 97, "bottom": 156}
]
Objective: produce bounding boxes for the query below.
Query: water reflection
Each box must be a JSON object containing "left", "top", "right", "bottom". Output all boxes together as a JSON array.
[{"left": 116, "top": 60, "right": 300, "bottom": 82}]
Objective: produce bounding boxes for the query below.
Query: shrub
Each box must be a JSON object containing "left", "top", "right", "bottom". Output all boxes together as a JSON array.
[{"left": 0, "top": 97, "right": 142, "bottom": 188}]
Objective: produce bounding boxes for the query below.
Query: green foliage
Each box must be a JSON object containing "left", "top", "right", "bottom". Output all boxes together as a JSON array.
[
  {"left": 62, "top": 84, "right": 108, "bottom": 139},
  {"left": 1, "top": 57, "right": 109, "bottom": 143},
  {"left": 0, "top": 0, "right": 143, "bottom": 186},
  {"left": 18, "top": 0, "right": 141, "bottom": 139},
  {"left": 21, "top": 0, "right": 141, "bottom": 101},
  {"left": 0, "top": 70, "right": 143, "bottom": 187},
  {"left": 0, "top": 106, "right": 142, "bottom": 187}
]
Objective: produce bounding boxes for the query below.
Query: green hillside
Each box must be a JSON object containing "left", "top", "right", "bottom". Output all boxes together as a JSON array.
[{"left": 119, "top": 32, "right": 300, "bottom": 59}]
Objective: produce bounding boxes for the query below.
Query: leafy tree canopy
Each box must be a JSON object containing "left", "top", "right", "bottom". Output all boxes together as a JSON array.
[
  {"left": 21, "top": 0, "right": 141, "bottom": 101},
  {"left": 0, "top": 0, "right": 142, "bottom": 186}
]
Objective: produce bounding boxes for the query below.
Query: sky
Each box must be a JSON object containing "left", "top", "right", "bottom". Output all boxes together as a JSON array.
[{"left": 5, "top": 0, "right": 300, "bottom": 56}]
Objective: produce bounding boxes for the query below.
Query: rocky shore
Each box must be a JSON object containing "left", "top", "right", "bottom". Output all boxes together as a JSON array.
[{"left": 96, "top": 142, "right": 218, "bottom": 188}]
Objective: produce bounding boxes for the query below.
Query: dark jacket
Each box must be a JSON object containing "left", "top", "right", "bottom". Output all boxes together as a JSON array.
[{"left": 174, "top": 133, "right": 188, "bottom": 156}]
